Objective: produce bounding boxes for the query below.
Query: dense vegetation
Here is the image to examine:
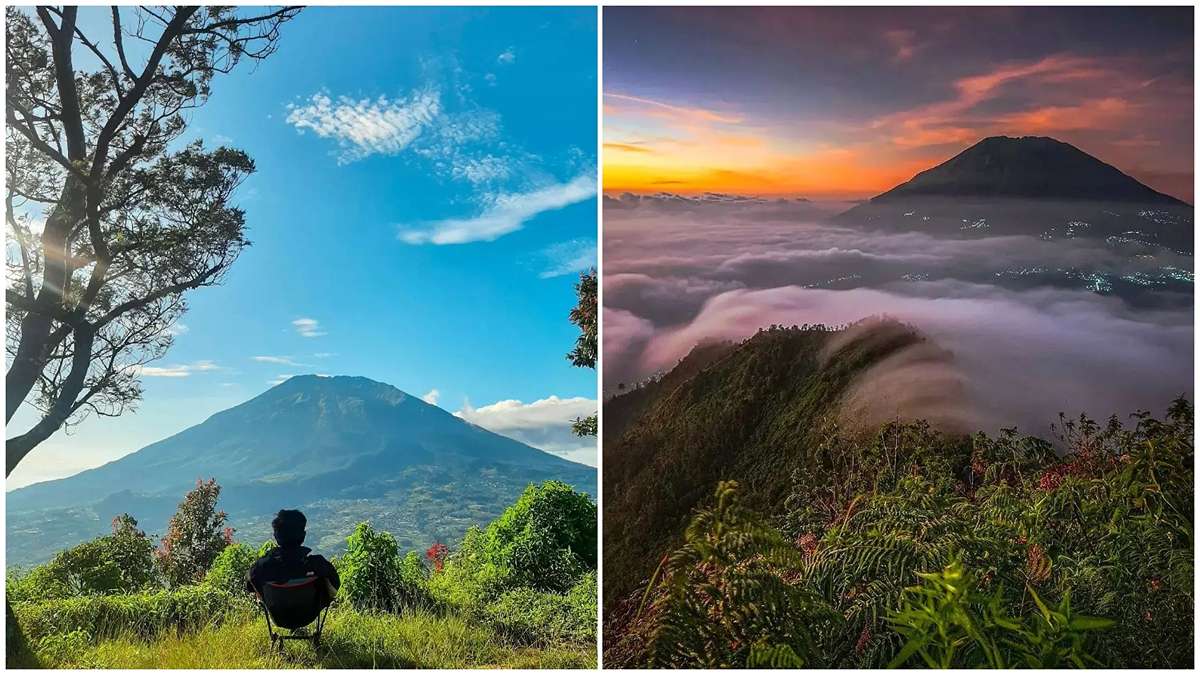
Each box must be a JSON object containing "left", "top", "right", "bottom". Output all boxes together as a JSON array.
[
  {"left": 603, "top": 322, "right": 1192, "bottom": 668},
  {"left": 7, "top": 480, "right": 596, "bottom": 669},
  {"left": 603, "top": 320, "right": 928, "bottom": 607}
]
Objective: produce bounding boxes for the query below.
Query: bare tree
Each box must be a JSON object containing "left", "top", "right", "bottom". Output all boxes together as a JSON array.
[{"left": 5, "top": 6, "right": 301, "bottom": 475}]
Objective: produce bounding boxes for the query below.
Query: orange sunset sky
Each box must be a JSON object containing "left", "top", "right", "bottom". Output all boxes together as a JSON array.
[{"left": 602, "top": 7, "right": 1194, "bottom": 202}]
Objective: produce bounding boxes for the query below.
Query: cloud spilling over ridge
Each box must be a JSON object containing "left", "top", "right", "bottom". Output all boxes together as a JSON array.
[
  {"left": 456, "top": 395, "right": 597, "bottom": 466},
  {"left": 603, "top": 200, "right": 1193, "bottom": 436}
]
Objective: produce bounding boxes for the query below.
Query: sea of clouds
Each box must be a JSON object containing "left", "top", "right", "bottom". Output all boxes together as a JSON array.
[{"left": 603, "top": 198, "right": 1193, "bottom": 438}]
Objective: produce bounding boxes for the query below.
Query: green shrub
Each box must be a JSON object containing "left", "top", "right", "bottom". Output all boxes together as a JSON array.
[
  {"left": 431, "top": 480, "right": 596, "bottom": 613},
  {"left": 486, "top": 572, "right": 597, "bottom": 645},
  {"left": 340, "top": 523, "right": 432, "bottom": 612},
  {"left": 620, "top": 400, "right": 1192, "bottom": 668},
  {"left": 7, "top": 535, "right": 146, "bottom": 602},
  {"left": 203, "top": 543, "right": 258, "bottom": 596},
  {"left": 12, "top": 584, "right": 249, "bottom": 644},
  {"left": 889, "top": 560, "right": 1112, "bottom": 668}
]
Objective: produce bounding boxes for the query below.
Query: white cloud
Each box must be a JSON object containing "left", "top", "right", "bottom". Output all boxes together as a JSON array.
[
  {"left": 539, "top": 239, "right": 596, "bottom": 279},
  {"left": 422, "top": 388, "right": 441, "bottom": 406},
  {"left": 399, "top": 174, "right": 596, "bottom": 245},
  {"left": 268, "top": 374, "right": 295, "bottom": 386},
  {"left": 292, "top": 318, "right": 326, "bottom": 338},
  {"left": 253, "top": 355, "right": 310, "bottom": 367},
  {"left": 135, "top": 360, "right": 221, "bottom": 378},
  {"left": 166, "top": 322, "right": 189, "bottom": 336},
  {"left": 451, "top": 155, "right": 510, "bottom": 185},
  {"left": 313, "top": 352, "right": 337, "bottom": 359},
  {"left": 497, "top": 48, "right": 516, "bottom": 65},
  {"left": 455, "top": 395, "right": 597, "bottom": 466},
  {"left": 286, "top": 89, "right": 442, "bottom": 164}
]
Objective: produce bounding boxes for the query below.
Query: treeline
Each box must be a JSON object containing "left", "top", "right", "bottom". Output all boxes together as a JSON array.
[
  {"left": 606, "top": 399, "right": 1193, "bottom": 668},
  {"left": 8, "top": 480, "right": 596, "bottom": 665}
]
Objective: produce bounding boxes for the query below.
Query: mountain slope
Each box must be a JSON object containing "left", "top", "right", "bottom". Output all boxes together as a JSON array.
[
  {"left": 7, "top": 375, "right": 595, "bottom": 566},
  {"left": 874, "top": 136, "right": 1184, "bottom": 204},
  {"left": 837, "top": 136, "right": 1194, "bottom": 252},
  {"left": 601, "top": 320, "right": 940, "bottom": 606}
]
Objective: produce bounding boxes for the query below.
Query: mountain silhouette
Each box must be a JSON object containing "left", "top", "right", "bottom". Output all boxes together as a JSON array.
[
  {"left": 875, "top": 136, "right": 1185, "bottom": 204},
  {"left": 7, "top": 375, "right": 594, "bottom": 566},
  {"left": 837, "top": 136, "right": 1193, "bottom": 252}
]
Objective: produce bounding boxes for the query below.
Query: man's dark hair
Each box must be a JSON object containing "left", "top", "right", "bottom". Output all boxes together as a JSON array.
[{"left": 272, "top": 509, "right": 307, "bottom": 547}]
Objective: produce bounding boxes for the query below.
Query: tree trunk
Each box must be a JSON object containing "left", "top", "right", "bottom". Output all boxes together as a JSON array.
[{"left": 6, "top": 325, "right": 95, "bottom": 477}]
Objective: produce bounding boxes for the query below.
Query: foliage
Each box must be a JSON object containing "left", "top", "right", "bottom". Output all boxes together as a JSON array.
[
  {"left": 339, "top": 523, "right": 432, "bottom": 612},
  {"left": 615, "top": 399, "right": 1193, "bottom": 668},
  {"left": 4, "top": 6, "right": 299, "bottom": 473},
  {"left": 156, "top": 478, "right": 232, "bottom": 587},
  {"left": 486, "top": 572, "right": 598, "bottom": 645},
  {"left": 432, "top": 480, "right": 596, "bottom": 611},
  {"left": 10, "top": 604, "right": 595, "bottom": 669},
  {"left": 6, "top": 480, "right": 599, "bottom": 667},
  {"left": 567, "top": 270, "right": 597, "bottom": 436},
  {"left": 888, "top": 560, "right": 1111, "bottom": 668},
  {"left": 642, "top": 481, "right": 841, "bottom": 668},
  {"left": 203, "top": 543, "right": 259, "bottom": 596},
  {"left": 106, "top": 514, "right": 157, "bottom": 591},
  {"left": 7, "top": 513, "right": 157, "bottom": 601},
  {"left": 603, "top": 321, "right": 923, "bottom": 607},
  {"left": 12, "top": 584, "right": 247, "bottom": 646}
]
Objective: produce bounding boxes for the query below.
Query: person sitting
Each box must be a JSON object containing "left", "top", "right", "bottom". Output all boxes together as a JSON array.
[{"left": 246, "top": 509, "right": 340, "bottom": 607}]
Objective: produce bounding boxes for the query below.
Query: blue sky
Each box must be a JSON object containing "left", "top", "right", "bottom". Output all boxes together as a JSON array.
[{"left": 8, "top": 6, "right": 598, "bottom": 488}]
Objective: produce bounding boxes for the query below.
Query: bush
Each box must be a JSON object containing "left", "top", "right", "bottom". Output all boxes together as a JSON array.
[
  {"left": 621, "top": 400, "right": 1193, "bottom": 668},
  {"left": 203, "top": 543, "right": 259, "bottom": 596},
  {"left": 431, "top": 480, "right": 596, "bottom": 612},
  {"left": 11, "top": 585, "right": 249, "bottom": 644},
  {"left": 486, "top": 572, "right": 597, "bottom": 645},
  {"left": 7, "top": 513, "right": 159, "bottom": 602},
  {"left": 340, "top": 523, "right": 432, "bottom": 612}
]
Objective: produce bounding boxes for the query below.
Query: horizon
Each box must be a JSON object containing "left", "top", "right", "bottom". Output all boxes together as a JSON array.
[
  {"left": 8, "top": 372, "right": 596, "bottom": 493},
  {"left": 7, "top": 6, "right": 599, "bottom": 490},
  {"left": 603, "top": 6, "right": 1194, "bottom": 202}
]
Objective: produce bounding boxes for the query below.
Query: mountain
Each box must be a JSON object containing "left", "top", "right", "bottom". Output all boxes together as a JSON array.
[
  {"left": 601, "top": 319, "right": 946, "bottom": 606},
  {"left": 7, "top": 375, "right": 595, "bottom": 567},
  {"left": 837, "top": 136, "right": 1194, "bottom": 252}
]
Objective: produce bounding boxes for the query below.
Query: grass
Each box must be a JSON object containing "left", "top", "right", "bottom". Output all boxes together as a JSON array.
[{"left": 11, "top": 607, "right": 595, "bottom": 669}]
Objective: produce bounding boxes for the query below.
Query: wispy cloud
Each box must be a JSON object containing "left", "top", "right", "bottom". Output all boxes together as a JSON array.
[
  {"left": 539, "top": 239, "right": 597, "bottom": 278},
  {"left": 286, "top": 90, "right": 442, "bottom": 164},
  {"left": 288, "top": 59, "right": 596, "bottom": 244},
  {"left": 268, "top": 374, "right": 295, "bottom": 386},
  {"left": 292, "top": 318, "right": 326, "bottom": 338},
  {"left": 399, "top": 174, "right": 596, "bottom": 245},
  {"left": 252, "top": 355, "right": 311, "bottom": 367},
  {"left": 312, "top": 352, "right": 337, "bottom": 359},
  {"left": 136, "top": 360, "right": 221, "bottom": 378},
  {"left": 422, "top": 388, "right": 441, "bottom": 405}
]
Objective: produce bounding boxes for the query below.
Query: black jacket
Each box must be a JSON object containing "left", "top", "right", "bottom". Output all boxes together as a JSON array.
[{"left": 245, "top": 545, "right": 340, "bottom": 599}]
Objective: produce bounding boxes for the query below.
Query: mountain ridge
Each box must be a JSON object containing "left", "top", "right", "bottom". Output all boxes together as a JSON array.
[{"left": 8, "top": 374, "right": 594, "bottom": 566}]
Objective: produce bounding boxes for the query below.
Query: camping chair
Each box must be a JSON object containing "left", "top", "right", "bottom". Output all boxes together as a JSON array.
[{"left": 257, "top": 577, "right": 334, "bottom": 650}]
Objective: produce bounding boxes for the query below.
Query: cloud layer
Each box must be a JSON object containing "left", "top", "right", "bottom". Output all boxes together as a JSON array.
[{"left": 604, "top": 200, "right": 1193, "bottom": 437}]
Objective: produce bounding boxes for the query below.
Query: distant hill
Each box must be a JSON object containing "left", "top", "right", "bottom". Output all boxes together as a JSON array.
[
  {"left": 601, "top": 320, "right": 937, "bottom": 605},
  {"left": 7, "top": 375, "right": 595, "bottom": 566},
  {"left": 837, "top": 136, "right": 1194, "bottom": 252}
]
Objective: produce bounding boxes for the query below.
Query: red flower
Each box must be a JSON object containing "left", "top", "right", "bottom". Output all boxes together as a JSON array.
[{"left": 425, "top": 542, "right": 449, "bottom": 572}]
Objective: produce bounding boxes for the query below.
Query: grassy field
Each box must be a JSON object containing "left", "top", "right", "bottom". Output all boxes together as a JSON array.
[{"left": 9, "top": 605, "right": 594, "bottom": 669}]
